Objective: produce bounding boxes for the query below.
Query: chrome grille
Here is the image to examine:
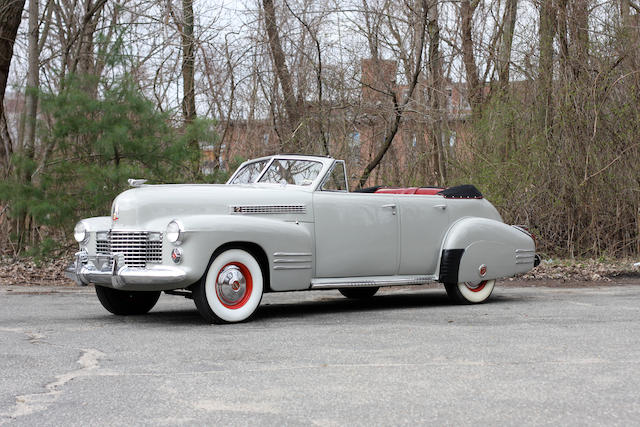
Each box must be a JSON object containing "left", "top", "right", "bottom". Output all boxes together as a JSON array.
[
  {"left": 96, "top": 239, "right": 110, "bottom": 254},
  {"left": 231, "top": 205, "right": 306, "bottom": 214},
  {"left": 96, "top": 231, "right": 163, "bottom": 267}
]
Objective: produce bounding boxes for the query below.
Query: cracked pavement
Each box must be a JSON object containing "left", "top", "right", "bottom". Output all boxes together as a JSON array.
[{"left": 1, "top": 283, "right": 639, "bottom": 425}]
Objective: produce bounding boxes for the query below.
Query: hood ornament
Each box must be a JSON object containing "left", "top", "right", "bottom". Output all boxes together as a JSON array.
[{"left": 127, "top": 178, "right": 147, "bottom": 187}]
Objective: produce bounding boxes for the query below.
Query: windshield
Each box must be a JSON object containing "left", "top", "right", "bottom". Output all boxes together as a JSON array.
[
  {"left": 229, "top": 160, "right": 269, "bottom": 184},
  {"left": 258, "top": 159, "right": 323, "bottom": 186}
]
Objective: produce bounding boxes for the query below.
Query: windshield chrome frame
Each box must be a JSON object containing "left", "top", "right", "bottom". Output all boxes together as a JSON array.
[
  {"left": 257, "top": 157, "right": 325, "bottom": 188},
  {"left": 317, "top": 160, "right": 349, "bottom": 193},
  {"left": 227, "top": 155, "right": 335, "bottom": 190},
  {"left": 226, "top": 156, "right": 273, "bottom": 185}
]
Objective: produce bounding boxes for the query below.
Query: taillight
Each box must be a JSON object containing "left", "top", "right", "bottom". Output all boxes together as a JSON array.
[{"left": 515, "top": 225, "right": 536, "bottom": 247}]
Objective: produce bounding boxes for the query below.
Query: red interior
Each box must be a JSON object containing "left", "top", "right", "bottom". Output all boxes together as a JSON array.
[{"left": 375, "top": 187, "right": 444, "bottom": 195}]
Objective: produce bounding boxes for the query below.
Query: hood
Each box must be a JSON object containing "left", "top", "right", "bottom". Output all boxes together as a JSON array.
[{"left": 110, "top": 183, "right": 313, "bottom": 230}]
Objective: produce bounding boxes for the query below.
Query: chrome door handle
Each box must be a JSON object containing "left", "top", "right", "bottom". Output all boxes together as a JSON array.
[
  {"left": 381, "top": 204, "right": 397, "bottom": 215},
  {"left": 433, "top": 204, "right": 447, "bottom": 210}
]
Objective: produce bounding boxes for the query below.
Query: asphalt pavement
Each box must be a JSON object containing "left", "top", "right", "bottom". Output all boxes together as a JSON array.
[{"left": 1, "top": 283, "right": 639, "bottom": 426}]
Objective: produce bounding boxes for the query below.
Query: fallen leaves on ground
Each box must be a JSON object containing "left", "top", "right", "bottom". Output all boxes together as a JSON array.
[
  {"left": 0, "top": 258, "right": 75, "bottom": 287},
  {"left": 518, "top": 259, "right": 640, "bottom": 282}
]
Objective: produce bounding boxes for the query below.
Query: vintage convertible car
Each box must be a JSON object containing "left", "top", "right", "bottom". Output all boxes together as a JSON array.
[{"left": 66, "top": 154, "right": 539, "bottom": 323}]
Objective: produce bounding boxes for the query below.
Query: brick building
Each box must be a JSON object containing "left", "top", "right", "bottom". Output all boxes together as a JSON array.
[{"left": 202, "top": 59, "right": 473, "bottom": 187}]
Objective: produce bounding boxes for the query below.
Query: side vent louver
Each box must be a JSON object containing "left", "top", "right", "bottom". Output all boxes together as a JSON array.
[{"left": 231, "top": 205, "right": 306, "bottom": 214}]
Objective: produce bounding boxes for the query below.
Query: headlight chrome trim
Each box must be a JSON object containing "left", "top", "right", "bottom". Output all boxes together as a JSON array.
[
  {"left": 166, "top": 220, "right": 184, "bottom": 245},
  {"left": 74, "top": 221, "right": 89, "bottom": 244}
]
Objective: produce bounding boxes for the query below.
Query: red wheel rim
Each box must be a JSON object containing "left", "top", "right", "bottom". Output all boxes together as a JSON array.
[
  {"left": 215, "top": 262, "right": 253, "bottom": 309},
  {"left": 465, "top": 280, "right": 487, "bottom": 293}
]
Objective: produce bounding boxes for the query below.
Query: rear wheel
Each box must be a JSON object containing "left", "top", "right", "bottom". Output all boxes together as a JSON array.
[
  {"left": 193, "top": 249, "right": 264, "bottom": 324},
  {"left": 339, "top": 287, "right": 379, "bottom": 299},
  {"left": 445, "top": 280, "right": 495, "bottom": 304},
  {"left": 95, "top": 286, "right": 160, "bottom": 315}
]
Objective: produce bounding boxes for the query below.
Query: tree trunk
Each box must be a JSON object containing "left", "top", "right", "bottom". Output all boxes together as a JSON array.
[
  {"left": 538, "top": 0, "right": 555, "bottom": 137},
  {"left": 284, "top": 1, "right": 329, "bottom": 156},
  {"left": 498, "top": 0, "right": 518, "bottom": 90},
  {"left": 68, "top": 0, "right": 108, "bottom": 79},
  {"left": 460, "top": 0, "right": 482, "bottom": 113},
  {"left": 0, "top": 0, "right": 26, "bottom": 171},
  {"left": 567, "top": 0, "right": 589, "bottom": 81},
  {"left": 427, "top": 0, "right": 446, "bottom": 185},
  {"left": 23, "top": 0, "right": 39, "bottom": 161},
  {"left": 181, "top": 0, "right": 196, "bottom": 127},
  {"left": 262, "top": 0, "right": 301, "bottom": 151}
]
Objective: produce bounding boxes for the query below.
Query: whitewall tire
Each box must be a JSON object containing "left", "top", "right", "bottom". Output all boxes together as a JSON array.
[
  {"left": 193, "top": 249, "right": 264, "bottom": 324},
  {"left": 444, "top": 280, "right": 495, "bottom": 304}
]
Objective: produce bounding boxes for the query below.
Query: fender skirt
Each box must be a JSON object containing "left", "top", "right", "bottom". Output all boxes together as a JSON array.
[{"left": 438, "top": 249, "right": 465, "bottom": 283}]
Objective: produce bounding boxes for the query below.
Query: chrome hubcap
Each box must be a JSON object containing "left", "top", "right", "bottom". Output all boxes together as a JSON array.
[
  {"left": 465, "top": 281, "right": 485, "bottom": 290},
  {"left": 216, "top": 265, "right": 247, "bottom": 305}
]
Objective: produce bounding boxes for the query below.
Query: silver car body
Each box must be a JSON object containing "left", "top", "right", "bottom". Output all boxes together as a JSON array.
[{"left": 66, "top": 154, "right": 537, "bottom": 292}]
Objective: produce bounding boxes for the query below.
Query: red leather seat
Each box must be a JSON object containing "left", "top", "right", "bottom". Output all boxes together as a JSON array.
[{"left": 375, "top": 187, "right": 444, "bottom": 195}]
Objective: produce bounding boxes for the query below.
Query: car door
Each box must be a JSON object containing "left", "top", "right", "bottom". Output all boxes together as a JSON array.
[
  {"left": 396, "top": 195, "right": 450, "bottom": 275},
  {"left": 313, "top": 191, "right": 399, "bottom": 278}
]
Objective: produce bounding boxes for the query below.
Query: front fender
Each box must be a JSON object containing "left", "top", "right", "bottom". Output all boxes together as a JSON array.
[
  {"left": 79, "top": 216, "right": 112, "bottom": 232},
  {"left": 438, "top": 217, "right": 536, "bottom": 283},
  {"left": 170, "top": 215, "right": 314, "bottom": 291}
]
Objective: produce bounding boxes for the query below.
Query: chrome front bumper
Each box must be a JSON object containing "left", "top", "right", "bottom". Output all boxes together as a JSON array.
[{"left": 65, "top": 250, "right": 187, "bottom": 290}]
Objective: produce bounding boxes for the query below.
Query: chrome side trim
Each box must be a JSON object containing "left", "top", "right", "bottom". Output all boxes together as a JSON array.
[
  {"left": 515, "top": 249, "right": 535, "bottom": 265},
  {"left": 273, "top": 259, "right": 310, "bottom": 263},
  {"left": 273, "top": 252, "right": 312, "bottom": 257},
  {"left": 273, "top": 252, "right": 312, "bottom": 271},
  {"left": 311, "top": 275, "right": 437, "bottom": 289}
]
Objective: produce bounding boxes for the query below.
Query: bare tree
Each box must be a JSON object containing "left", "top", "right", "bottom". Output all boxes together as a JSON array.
[
  {"left": 459, "top": 0, "right": 482, "bottom": 112},
  {"left": 262, "top": 0, "right": 302, "bottom": 152},
  {"left": 427, "top": 0, "right": 446, "bottom": 185},
  {"left": 358, "top": 0, "right": 430, "bottom": 187},
  {"left": 181, "top": 0, "right": 196, "bottom": 126},
  {"left": 538, "top": 0, "right": 555, "bottom": 136},
  {"left": 497, "top": 0, "right": 518, "bottom": 89},
  {"left": 23, "top": 0, "right": 39, "bottom": 165},
  {"left": 0, "top": 0, "right": 26, "bottom": 171}
]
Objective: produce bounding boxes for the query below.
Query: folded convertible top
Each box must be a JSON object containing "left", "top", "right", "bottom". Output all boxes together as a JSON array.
[{"left": 436, "top": 184, "right": 483, "bottom": 199}]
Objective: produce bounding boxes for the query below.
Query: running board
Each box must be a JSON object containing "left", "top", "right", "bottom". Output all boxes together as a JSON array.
[{"left": 310, "top": 275, "right": 437, "bottom": 290}]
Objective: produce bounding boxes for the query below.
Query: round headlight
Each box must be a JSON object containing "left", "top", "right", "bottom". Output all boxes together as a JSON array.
[
  {"left": 166, "top": 220, "right": 183, "bottom": 244},
  {"left": 74, "top": 222, "right": 87, "bottom": 243}
]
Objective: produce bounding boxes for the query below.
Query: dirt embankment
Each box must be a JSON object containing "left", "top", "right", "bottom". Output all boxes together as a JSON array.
[
  {"left": 0, "top": 258, "right": 75, "bottom": 287},
  {"left": 504, "top": 259, "right": 640, "bottom": 287}
]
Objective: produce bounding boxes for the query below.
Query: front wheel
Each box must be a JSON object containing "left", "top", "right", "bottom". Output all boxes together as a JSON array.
[
  {"left": 95, "top": 286, "right": 160, "bottom": 315},
  {"left": 193, "top": 249, "right": 264, "bottom": 324},
  {"left": 444, "top": 280, "right": 495, "bottom": 304}
]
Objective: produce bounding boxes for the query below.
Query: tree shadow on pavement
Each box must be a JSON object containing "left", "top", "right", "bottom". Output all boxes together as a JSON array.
[
  {"left": 253, "top": 289, "right": 518, "bottom": 322},
  {"left": 78, "top": 288, "right": 519, "bottom": 326}
]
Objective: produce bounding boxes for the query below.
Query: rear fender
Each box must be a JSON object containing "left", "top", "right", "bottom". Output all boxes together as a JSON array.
[{"left": 438, "top": 217, "right": 535, "bottom": 283}]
